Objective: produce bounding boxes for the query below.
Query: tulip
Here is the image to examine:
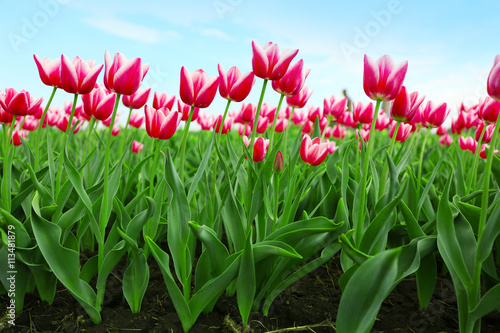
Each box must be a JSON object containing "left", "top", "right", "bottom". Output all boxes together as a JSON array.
[
  {"left": 33, "top": 55, "right": 62, "bottom": 87},
  {"left": 177, "top": 100, "right": 199, "bottom": 121},
  {"left": 459, "top": 136, "right": 477, "bottom": 153},
  {"left": 300, "top": 134, "right": 329, "bottom": 166},
  {"left": 255, "top": 115, "right": 269, "bottom": 134},
  {"left": 144, "top": 105, "right": 180, "bottom": 140},
  {"left": 436, "top": 125, "right": 448, "bottom": 136},
  {"left": 102, "top": 113, "right": 119, "bottom": 127},
  {"left": 476, "top": 121, "right": 496, "bottom": 144},
  {"left": 324, "top": 95, "right": 347, "bottom": 120},
  {"left": 331, "top": 124, "right": 346, "bottom": 139},
  {"left": 56, "top": 114, "right": 81, "bottom": 134},
  {"left": 339, "top": 112, "right": 358, "bottom": 128},
  {"left": 0, "top": 105, "right": 14, "bottom": 124},
  {"left": 274, "top": 118, "right": 288, "bottom": 133},
  {"left": 153, "top": 92, "right": 176, "bottom": 110},
  {"left": 307, "top": 105, "right": 323, "bottom": 123},
  {"left": 129, "top": 112, "right": 144, "bottom": 128},
  {"left": 390, "top": 86, "right": 424, "bottom": 122},
  {"left": 439, "top": 134, "right": 453, "bottom": 146},
  {"left": 457, "top": 109, "right": 479, "bottom": 129},
  {"left": 22, "top": 116, "right": 39, "bottom": 131},
  {"left": 218, "top": 64, "right": 255, "bottom": 102},
  {"left": 292, "top": 108, "right": 308, "bottom": 126},
  {"left": 251, "top": 41, "right": 299, "bottom": 80},
  {"left": 60, "top": 55, "right": 103, "bottom": 95},
  {"left": 388, "top": 121, "right": 412, "bottom": 142},
  {"left": 273, "top": 151, "right": 284, "bottom": 172},
  {"left": 243, "top": 136, "right": 269, "bottom": 162},
  {"left": 179, "top": 67, "right": 219, "bottom": 108},
  {"left": 213, "top": 115, "right": 234, "bottom": 134},
  {"left": 423, "top": 101, "right": 450, "bottom": 128},
  {"left": 81, "top": 87, "right": 117, "bottom": 121},
  {"left": 260, "top": 103, "right": 276, "bottom": 122},
  {"left": 363, "top": 54, "right": 408, "bottom": 101},
  {"left": 325, "top": 140, "right": 338, "bottom": 155},
  {"left": 286, "top": 86, "right": 313, "bottom": 109},
  {"left": 132, "top": 140, "right": 144, "bottom": 153},
  {"left": 0, "top": 88, "right": 43, "bottom": 116},
  {"left": 122, "top": 88, "right": 151, "bottom": 109},
  {"left": 239, "top": 103, "right": 256, "bottom": 123},
  {"left": 238, "top": 123, "right": 252, "bottom": 137},
  {"left": 352, "top": 102, "right": 374, "bottom": 124},
  {"left": 480, "top": 144, "right": 500, "bottom": 159},
  {"left": 272, "top": 59, "right": 310, "bottom": 96},
  {"left": 375, "top": 111, "right": 391, "bottom": 131},
  {"left": 487, "top": 55, "right": 500, "bottom": 101},
  {"left": 112, "top": 126, "right": 120, "bottom": 136},
  {"left": 104, "top": 51, "right": 149, "bottom": 96},
  {"left": 197, "top": 112, "right": 214, "bottom": 131},
  {"left": 302, "top": 120, "right": 314, "bottom": 135},
  {"left": 478, "top": 96, "right": 500, "bottom": 124}
]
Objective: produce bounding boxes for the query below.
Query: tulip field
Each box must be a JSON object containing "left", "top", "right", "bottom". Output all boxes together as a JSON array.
[{"left": 1, "top": 41, "right": 500, "bottom": 332}]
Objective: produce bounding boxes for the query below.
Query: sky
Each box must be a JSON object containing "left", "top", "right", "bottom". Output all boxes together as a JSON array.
[{"left": 1, "top": 0, "right": 499, "bottom": 127}]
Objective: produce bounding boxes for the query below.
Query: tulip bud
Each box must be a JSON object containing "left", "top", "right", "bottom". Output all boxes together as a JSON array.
[{"left": 274, "top": 151, "right": 284, "bottom": 173}]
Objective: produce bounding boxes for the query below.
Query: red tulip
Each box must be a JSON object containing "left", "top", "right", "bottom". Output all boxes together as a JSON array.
[
  {"left": 324, "top": 95, "right": 347, "bottom": 119},
  {"left": 251, "top": 41, "right": 299, "bottom": 80},
  {"left": 388, "top": 121, "right": 412, "bottom": 142},
  {"left": 375, "top": 111, "right": 391, "bottom": 131},
  {"left": 104, "top": 51, "right": 149, "bottom": 95},
  {"left": 129, "top": 112, "right": 144, "bottom": 128},
  {"left": 22, "top": 116, "right": 39, "bottom": 131},
  {"left": 390, "top": 86, "right": 424, "bottom": 122},
  {"left": 274, "top": 118, "right": 288, "bottom": 133},
  {"left": 153, "top": 92, "right": 176, "bottom": 110},
  {"left": 339, "top": 112, "right": 358, "bottom": 128},
  {"left": 11, "top": 130, "right": 27, "bottom": 146},
  {"left": 180, "top": 66, "right": 219, "bottom": 108},
  {"left": 0, "top": 102, "right": 14, "bottom": 124},
  {"left": 60, "top": 55, "right": 103, "bottom": 95},
  {"left": 255, "top": 115, "right": 269, "bottom": 134},
  {"left": 307, "top": 105, "right": 323, "bottom": 123},
  {"left": 102, "top": 113, "right": 119, "bottom": 127},
  {"left": 122, "top": 88, "right": 151, "bottom": 109},
  {"left": 144, "top": 105, "right": 180, "bottom": 140},
  {"left": 177, "top": 100, "right": 199, "bottom": 121},
  {"left": 197, "top": 112, "right": 214, "bottom": 131},
  {"left": 132, "top": 140, "right": 144, "bottom": 153},
  {"left": 423, "top": 101, "right": 449, "bottom": 128},
  {"left": 352, "top": 101, "right": 374, "bottom": 124},
  {"left": 238, "top": 123, "right": 252, "bottom": 137},
  {"left": 57, "top": 114, "right": 81, "bottom": 134},
  {"left": 292, "top": 108, "right": 308, "bottom": 126},
  {"left": 271, "top": 59, "right": 310, "bottom": 96},
  {"left": 0, "top": 88, "right": 43, "bottom": 116},
  {"left": 480, "top": 144, "right": 500, "bottom": 159},
  {"left": 33, "top": 55, "right": 61, "bottom": 88},
  {"left": 478, "top": 96, "right": 500, "bottom": 123},
  {"left": 286, "top": 85, "right": 313, "bottom": 109},
  {"left": 487, "top": 55, "right": 500, "bottom": 101},
  {"left": 439, "top": 134, "right": 453, "bottom": 146},
  {"left": 239, "top": 103, "right": 256, "bottom": 123},
  {"left": 218, "top": 64, "right": 255, "bottom": 102},
  {"left": 273, "top": 151, "right": 284, "bottom": 172},
  {"left": 243, "top": 135, "right": 269, "bottom": 162},
  {"left": 476, "top": 121, "right": 497, "bottom": 144},
  {"left": 213, "top": 115, "right": 234, "bottom": 134},
  {"left": 81, "top": 86, "right": 117, "bottom": 121},
  {"left": 300, "top": 134, "right": 329, "bottom": 166},
  {"left": 459, "top": 136, "right": 477, "bottom": 153},
  {"left": 260, "top": 103, "right": 277, "bottom": 122},
  {"left": 363, "top": 54, "right": 408, "bottom": 101},
  {"left": 436, "top": 125, "right": 448, "bottom": 136},
  {"left": 331, "top": 124, "right": 346, "bottom": 139},
  {"left": 325, "top": 140, "right": 338, "bottom": 155}
]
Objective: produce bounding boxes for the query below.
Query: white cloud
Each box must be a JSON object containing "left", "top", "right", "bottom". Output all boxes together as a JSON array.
[
  {"left": 83, "top": 16, "right": 180, "bottom": 43},
  {"left": 200, "top": 28, "right": 231, "bottom": 40}
]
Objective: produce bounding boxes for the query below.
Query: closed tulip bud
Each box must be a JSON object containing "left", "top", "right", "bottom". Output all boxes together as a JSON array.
[
  {"left": 239, "top": 103, "right": 256, "bottom": 123},
  {"left": 122, "top": 88, "right": 151, "bottom": 109},
  {"left": 487, "top": 55, "right": 500, "bottom": 101},
  {"left": 324, "top": 95, "right": 347, "bottom": 119},
  {"left": 218, "top": 64, "right": 255, "bottom": 102},
  {"left": 256, "top": 115, "right": 269, "bottom": 134},
  {"left": 153, "top": 92, "right": 176, "bottom": 110},
  {"left": 439, "top": 134, "right": 453, "bottom": 146},
  {"left": 273, "top": 151, "right": 284, "bottom": 172},
  {"left": 180, "top": 67, "right": 219, "bottom": 108},
  {"left": 363, "top": 54, "right": 408, "bottom": 101},
  {"left": 300, "top": 135, "right": 329, "bottom": 166},
  {"left": 286, "top": 85, "right": 313, "bottom": 109},
  {"left": 132, "top": 140, "right": 144, "bottom": 153},
  {"left": 272, "top": 59, "right": 310, "bottom": 96},
  {"left": 112, "top": 126, "right": 120, "bottom": 136},
  {"left": 352, "top": 102, "right": 374, "bottom": 124},
  {"left": 11, "top": 130, "right": 27, "bottom": 146},
  {"left": 251, "top": 40, "right": 299, "bottom": 80},
  {"left": 104, "top": 51, "right": 149, "bottom": 96},
  {"left": 144, "top": 105, "right": 181, "bottom": 140}
]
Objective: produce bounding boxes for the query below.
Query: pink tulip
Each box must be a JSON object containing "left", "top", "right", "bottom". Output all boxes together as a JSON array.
[
  {"left": 0, "top": 88, "right": 43, "bottom": 117},
  {"left": 243, "top": 135, "right": 269, "bottom": 162},
  {"left": 132, "top": 140, "right": 144, "bottom": 153},
  {"left": 64, "top": 100, "right": 84, "bottom": 118},
  {"left": 11, "top": 130, "right": 28, "bottom": 146},
  {"left": 260, "top": 103, "right": 277, "bottom": 122},
  {"left": 122, "top": 88, "right": 151, "bottom": 109},
  {"left": 476, "top": 121, "right": 497, "bottom": 144},
  {"left": 331, "top": 124, "right": 347, "bottom": 139},
  {"left": 81, "top": 86, "right": 117, "bottom": 121},
  {"left": 57, "top": 114, "right": 81, "bottom": 134},
  {"left": 478, "top": 96, "right": 500, "bottom": 124},
  {"left": 324, "top": 95, "right": 347, "bottom": 119},
  {"left": 439, "top": 134, "right": 453, "bottom": 146},
  {"left": 436, "top": 125, "right": 448, "bottom": 136},
  {"left": 0, "top": 101, "right": 14, "bottom": 124},
  {"left": 286, "top": 85, "right": 313, "bottom": 109},
  {"left": 111, "top": 126, "right": 120, "bottom": 136},
  {"left": 457, "top": 109, "right": 479, "bottom": 129},
  {"left": 22, "top": 116, "right": 39, "bottom": 131},
  {"left": 180, "top": 67, "right": 219, "bottom": 108},
  {"left": 390, "top": 87, "right": 424, "bottom": 122},
  {"left": 363, "top": 54, "right": 408, "bottom": 101},
  {"left": 177, "top": 100, "right": 199, "bottom": 121},
  {"left": 60, "top": 55, "right": 103, "bottom": 95},
  {"left": 459, "top": 136, "right": 477, "bottom": 153},
  {"left": 239, "top": 103, "right": 256, "bottom": 123},
  {"left": 388, "top": 121, "right": 412, "bottom": 142},
  {"left": 451, "top": 118, "right": 463, "bottom": 135},
  {"left": 197, "top": 112, "right": 214, "bottom": 131},
  {"left": 375, "top": 111, "right": 391, "bottom": 131},
  {"left": 33, "top": 55, "right": 61, "bottom": 88},
  {"left": 255, "top": 115, "right": 269, "bottom": 134},
  {"left": 104, "top": 51, "right": 149, "bottom": 96},
  {"left": 480, "top": 144, "right": 500, "bottom": 159},
  {"left": 302, "top": 120, "right": 314, "bottom": 135},
  {"left": 218, "top": 64, "right": 255, "bottom": 102},
  {"left": 274, "top": 118, "right": 288, "bottom": 133},
  {"left": 339, "top": 112, "right": 358, "bottom": 128},
  {"left": 352, "top": 101, "right": 374, "bottom": 124},
  {"left": 307, "top": 105, "right": 323, "bottom": 123},
  {"left": 487, "top": 55, "right": 500, "bottom": 101},
  {"left": 278, "top": 106, "right": 292, "bottom": 120},
  {"left": 271, "top": 59, "right": 310, "bottom": 96},
  {"left": 251, "top": 41, "right": 299, "bottom": 80},
  {"left": 144, "top": 105, "right": 181, "bottom": 140},
  {"left": 153, "top": 92, "right": 176, "bottom": 110},
  {"left": 423, "top": 101, "right": 450, "bottom": 128},
  {"left": 325, "top": 140, "right": 338, "bottom": 155},
  {"left": 102, "top": 113, "right": 119, "bottom": 127},
  {"left": 273, "top": 151, "right": 284, "bottom": 172},
  {"left": 213, "top": 115, "right": 234, "bottom": 134},
  {"left": 129, "top": 112, "right": 144, "bottom": 128},
  {"left": 292, "top": 108, "right": 308, "bottom": 126},
  {"left": 300, "top": 134, "right": 329, "bottom": 166},
  {"left": 238, "top": 123, "right": 252, "bottom": 137}
]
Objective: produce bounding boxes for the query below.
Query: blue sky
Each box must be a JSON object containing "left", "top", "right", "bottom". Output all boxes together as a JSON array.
[{"left": 1, "top": 0, "right": 499, "bottom": 126}]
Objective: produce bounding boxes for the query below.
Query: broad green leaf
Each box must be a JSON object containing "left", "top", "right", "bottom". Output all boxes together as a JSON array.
[
  {"left": 122, "top": 248, "right": 149, "bottom": 313},
  {"left": 477, "top": 196, "right": 500, "bottom": 262},
  {"left": 339, "top": 233, "right": 372, "bottom": 265},
  {"left": 188, "top": 131, "right": 215, "bottom": 203},
  {"left": 237, "top": 230, "right": 255, "bottom": 326},
  {"left": 470, "top": 283, "right": 500, "bottom": 320}
]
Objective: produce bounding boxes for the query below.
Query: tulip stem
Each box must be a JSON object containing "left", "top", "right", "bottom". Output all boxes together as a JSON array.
[
  {"left": 268, "top": 94, "right": 285, "bottom": 154},
  {"left": 283, "top": 107, "right": 295, "bottom": 158},
  {"left": 1, "top": 115, "right": 17, "bottom": 212},
  {"left": 35, "top": 86, "right": 57, "bottom": 171},
  {"left": 416, "top": 127, "right": 431, "bottom": 211},
  {"left": 249, "top": 79, "right": 269, "bottom": 156},
  {"left": 149, "top": 139, "right": 161, "bottom": 198},
  {"left": 81, "top": 117, "right": 96, "bottom": 167},
  {"left": 467, "top": 123, "right": 487, "bottom": 192},
  {"left": 179, "top": 105, "right": 195, "bottom": 182},
  {"left": 120, "top": 107, "right": 133, "bottom": 157},
  {"left": 55, "top": 93, "right": 79, "bottom": 198},
  {"left": 379, "top": 120, "right": 401, "bottom": 200},
  {"left": 354, "top": 99, "right": 381, "bottom": 246},
  {"left": 98, "top": 93, "right": 121, "bottom": 270}
]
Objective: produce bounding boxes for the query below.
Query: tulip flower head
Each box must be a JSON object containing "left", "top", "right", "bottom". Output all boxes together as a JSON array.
[
  {"left": 300, "top": 135, "right": 329, "bottom": 166},
  {"left": 324, "top": 95, "right": 347, "bottom": 120},
  {"left": 480, "top": 144, "right": 500, "bottom": 159},
  {"left": 218, "top": 64, "right": 255, "bottom": 102},
  {"left": 274, "top": 118, "right": 288, "bottom": 133},
  {"left": 363, "top": 54, "right": 408, "bottom": 101},
  {"left": 177, "top": 100, "right": 200, "bottom": 121},
  {"left": 129, "top": 112, "right": 144, "bottom": 128},
  {"left": 122, "top": 88, "right": 151, "bottom": 109},
  {"left": 478, "top": 96, "right": 500, "bottom": 124},
  {"left": 271, "top": 59, "right": 310, "bottom": 96},
  {"left": 273, "top": 151, "right": 285, "bottom": 173},
  {"left": 352, "top": 101, "right": 374, "bottom": 124},
  {"left": 487, "top": 55, "right": 500, "bottom": 101},
  {"left": 439, "top": 134, "right": 453, "bottom": 146},
  {"left": 251, "top": 40, "right": 299, "bottom": 80},
  {"left": 476, "top": 121, "right": 497, "bottom": 144},
  {"left": 180, "top": 67, "right": 219, "bottom": 108},
  {"left": 423, "top": 101, "right": 450, "bottom": 128},
  {"left": 238, "top": 123, "right": 252, "bottom": 137},
  {"left": 307, "top": 105, "right": 323, "bottom": 123},
  {"left": 243, "top": 135, "right": 269, "bottom": 162},
  {"left": 33, "top": 55, "right": 62, "bottom": 88},
  {"left": 459, "top": 136, "right": 477, "bottom": 153},
  {"left": 132, "top": 140, "right": 144, "bottom": 153},
  {"left": 153, "top": 92, "right": 176, "bottom": 110},
  {"left": 375, "top": 111, "right": 391, "bottom": 131},
  {"left": 81, "top": 86, "right": 117, "bottom": 121},
  {"left": 388, "top": 121, "right": 412, "bottom": 142},
  {"left": 239, "top": 103, "right": 256, "bottom": 123},
  {"left": 103, "top": 51, "right": 149, "bottom": 96},
  {"left": 286, "top": 85, "right": 313, "bottom": 109},
  {"left": 213, "top": 115, "right": 234, "bottom": 134},
  {"left": 60, "top": 55, "right": 103, "bottom": 95},
  {"left": 390, "top": 87, "right": 424, "bottom": 122},
  {"left": 145, "top": 105, "right": 181, "bottom": 140},
  {"left": 0, "top": 88, "right": 43, "bottom": 117}
]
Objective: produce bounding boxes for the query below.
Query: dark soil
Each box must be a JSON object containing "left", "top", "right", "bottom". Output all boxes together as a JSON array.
[{"left": 1, "top": 255, "right": 499, "bottom": 333}]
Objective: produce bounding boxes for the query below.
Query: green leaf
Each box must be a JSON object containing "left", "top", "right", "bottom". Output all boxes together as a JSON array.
[
  {"left": 253, "top": 240, "right": 302, "bottom": 261},
  {"left": 237, "top": 230, "right": 255, "bottom": 326},
  {"left": 189, "top": 222, "right": 229, "bottom": 276},
  {"left": 122, "top": 154, "right": 152, "bottom": 202},
  {"left": 188, "top": 131, "right": 215, "bottom": 203},
  {"left": 122, "top": 249, "right": 149, "bottom": 313},
  {"left": 470, "top": 283, "right": 500, "bottom": 320},
  {"left": 477, "top": 196, "right": 500, "bottom": 262},
  {"left": 0, "top": 209, "right": 31, "bottom": 248},
  {"left": 400, "top": 200, "right": 425, "bottom": 239},
  {"left": 339, "top": 233, "right": 372, "bottom": 265}
]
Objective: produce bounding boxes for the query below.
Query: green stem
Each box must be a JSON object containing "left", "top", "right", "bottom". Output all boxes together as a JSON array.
[
  {"left": 149, "top": 139, "right": 161, "bottom": 198},
  {"left": 35, "top": 86, "right": 57, "bottom": 171},
  {"left": 283, "top": 107, "right": 295, "bottom": 158},
  {"left": 98, "top": 93, "right": 121, "bottom": 270},
  {"left": 416, "top": 127, "right": 431, "bottom": 203},
  {"left": 268, "top": 94, "right": 285, "bottom": 153},
  {"left": 272, "top": 171, "right": 280, "bottom": 234},
  {"left": 379, "top": 121, "right": 401, "bottom": 200},
  {"left": 81, "top": 117, "right": 96, "bottom": 167},
  {"left": 120, "top": 107, "right": 133, "bottom": 157},
  {"left": 249, "top": 79, "right": 269, "bottom": 156},
  {"left": 179, "top": 105, "right": 195, "bottom": 182},
  {"left": 354, "top": 99, "right": 381, "bottom": 246},
  {"left": 2, "top": 115, "right": 17, "bottom": 212},
  {"left": 467, "top": 124, "right": 487, "bottom": 192}
]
